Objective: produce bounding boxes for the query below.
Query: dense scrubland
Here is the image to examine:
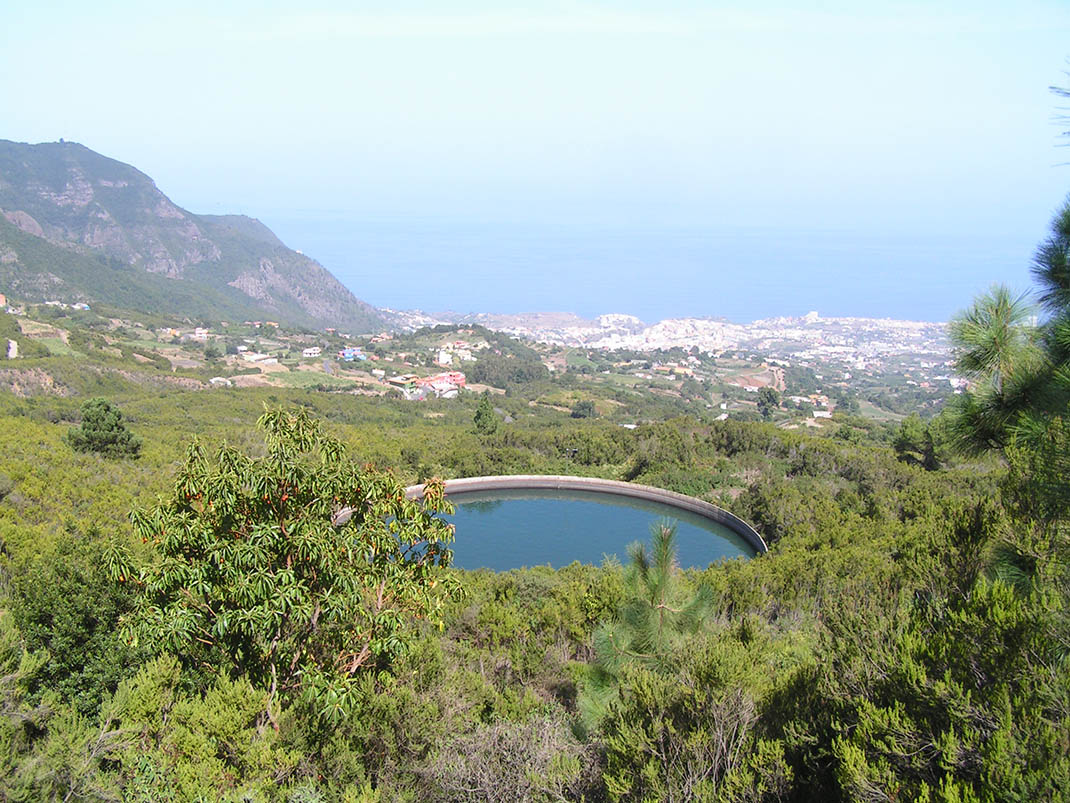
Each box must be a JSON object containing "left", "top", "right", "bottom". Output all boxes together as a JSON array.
[
  {"left": 0, "top": 205, "right": 1068, "bottom": 801},
  {"left": 0, "top": 376, "right": 1065, "bottom": 801}
]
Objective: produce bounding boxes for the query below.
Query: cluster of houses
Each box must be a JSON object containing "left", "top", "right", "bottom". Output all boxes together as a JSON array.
[
  {"left": 0, "top": 293, "right": 19, "bottom": 319},
  {"left": 620, "top": 355, "right": 702, "bottom": 381},
  {"left": 787, "top": 394, "right": 834, "bottom": 418},
  {"left": 652, "top": 362, "right": 695, "bottom": 378},
  {"left": 337, "top": 346, "right": 367, "bottom": 361},
  {"left": 434, "top": 339, "right": 483, "bottom": 366},
  {"left": 300, "top": 345, "right": 369, "bottom": 362},
  {"left": 157, "top": 326, "right": 212, "bottom": 343},
  {"left": 0, "top": 293, "right": 89, "bottom": 315},
  {"left": 323, "top": 328, "right": 354, "bottom": 339},
  {"left": 386, "top": 371, "right": 467, "bottom": 400},
  {"left": 42, "top": 300, "right": 91, "bottom": 311},
  {"left": 298, "top": 341, "right": 468, "bottom": 400},
  {"left": 242, "top": 351, "right": 278, "bottom": 365}
]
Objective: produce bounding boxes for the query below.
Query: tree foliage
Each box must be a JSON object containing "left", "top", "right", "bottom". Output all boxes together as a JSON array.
[
  {"left": 473, "top": 391, "right": 498, "bottom": 435},
  {"left": 578, "top": 522, "right": 713, "bottom": 734},
  {"left": 1033, "top": 197, "right": 1070, "bottom": 316},
  {"left": 570, "top": 399, "right": 596, "bottom": 419},
  {"left": 893, "top": 413, "right": 940, "bottom": 470},
  {"left": 64, "top": 397, "right": 142, "bottom": 458},
  {"left": 756, "top": 386, "right": 780, "bottom": 420},
  {"left": 948, "top": 199, "right": 1070, "bottom": 525},
  {"left": 110, "top": 407, "right": 461, "bottom": 725}
]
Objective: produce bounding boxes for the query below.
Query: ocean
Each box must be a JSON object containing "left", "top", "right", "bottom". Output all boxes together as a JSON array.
[{"left": 266, "top": 215, "right": 1038, "bottom": 323}]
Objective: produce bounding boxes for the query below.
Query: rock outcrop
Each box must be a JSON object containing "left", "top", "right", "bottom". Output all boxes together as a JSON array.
[{"left": 0, "top": 140, "right": 383, "bottom": 332}]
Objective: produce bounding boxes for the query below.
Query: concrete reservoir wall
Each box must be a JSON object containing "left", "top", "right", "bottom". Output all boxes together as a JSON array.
[{"left": 404, "top": 474, "right": 768, "bottom": 555}]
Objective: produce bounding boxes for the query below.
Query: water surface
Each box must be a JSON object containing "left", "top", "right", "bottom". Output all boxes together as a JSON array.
[{"left": 443, "top": 487, "right": 754, "bottom": 571}]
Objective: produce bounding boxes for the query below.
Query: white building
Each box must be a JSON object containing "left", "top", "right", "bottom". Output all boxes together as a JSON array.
[{"left": 302, "top": 346, "right": 322, "bottom": 358}]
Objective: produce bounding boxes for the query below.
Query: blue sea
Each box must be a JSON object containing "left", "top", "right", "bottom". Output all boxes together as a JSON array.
[{"left": 266, "top": 215, "right": 1037, "bottom": 323}]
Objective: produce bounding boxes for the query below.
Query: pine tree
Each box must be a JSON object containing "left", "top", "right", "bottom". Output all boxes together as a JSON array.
[
  {"left": 473, "top": 391, "right": 498, "bottom": 435},
  {"left": 64, "top": 398, "right": 142, "bottom": 458},
  {"left": 578, "top": 521, "right": 713, "bottom": 734}
]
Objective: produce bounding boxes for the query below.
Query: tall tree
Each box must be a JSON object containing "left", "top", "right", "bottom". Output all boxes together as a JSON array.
[
  {"left": 107, "top": 408, "right": 461, "bottom": 727},
  {"left": 893, "top": 413, "right": 939, "bottom": 470},
  {"left": 946, "top": 285, "right": 1042, "bottom": 455},
  {"left": 473, "top": 391, "right": 498, "bottom": 434},
  {"left": 757, "top": 386, "right": 780, "bottom": 420}
]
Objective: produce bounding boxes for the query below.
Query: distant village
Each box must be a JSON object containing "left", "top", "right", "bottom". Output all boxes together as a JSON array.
[
  {"left": 174, "top": 321, "right": 488, "bottom": 400},
  {"left": 1, "top": 290, "right": 960, "bottom": 421}
]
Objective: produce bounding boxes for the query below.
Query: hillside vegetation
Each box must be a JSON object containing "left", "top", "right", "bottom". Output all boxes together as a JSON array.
[
  {"left": 0, "top": 140, "right": 383, "bottom": 332},
  {"left": 0, "top": 170, "right": 1066, "bottom": 798},
  {"left": 0, "top": 346, "right": 1064, "bottom": 800}
]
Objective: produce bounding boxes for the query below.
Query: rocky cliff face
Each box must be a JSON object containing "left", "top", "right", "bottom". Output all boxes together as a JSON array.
[{"left": 0, "top": 140, "right": 383, "bottom": 332}]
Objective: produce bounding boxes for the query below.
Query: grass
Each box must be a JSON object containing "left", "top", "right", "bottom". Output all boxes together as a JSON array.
[
  {"left": 270, "top": 372, "right": 358, "bottom": 389},
  {"left": 595, "top": 372, "right": 644, "bottom": 387},
  {"left": 857, "top": 398, "right": 905, "bottom": 422},
  {"left": 39, "top": 338, "right": 78, "bottom": 356},
  {"left": 565, "top": 351, "right": 596, "bottom": 368}
]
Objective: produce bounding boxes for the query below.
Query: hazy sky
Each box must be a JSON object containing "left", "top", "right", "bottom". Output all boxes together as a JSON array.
[{"left": 3, "top": 1, "right": 1069, "bottom": 321}]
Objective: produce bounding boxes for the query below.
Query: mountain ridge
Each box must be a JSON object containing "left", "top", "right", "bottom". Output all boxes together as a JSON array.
[{"left": 0, "top": 139, "right": 383, "bottom": 332}]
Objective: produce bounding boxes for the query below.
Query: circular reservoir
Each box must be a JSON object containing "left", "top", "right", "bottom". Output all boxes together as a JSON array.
[{"left": 407, "top": 476, "right": 764, "bottom": 571}]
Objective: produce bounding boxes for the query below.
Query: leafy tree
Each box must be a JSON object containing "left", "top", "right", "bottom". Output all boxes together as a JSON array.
[
  {"left": 473, "top": 392, "right": 498, "bottom": 435},
  {"left": 570, "top": 399, "right": 596, "bottom": 419},
  {"left": 108, "top": 408, "right": 461, "bottom": 726},
  {"left": 578, "top": 522, "right": 713, "bottom": 734},
  {"left": 64, "top": 397, "right": 142, "bottom": 458},
  {"left": 756, "top": 386, "right": 780, "bottom": 420}
]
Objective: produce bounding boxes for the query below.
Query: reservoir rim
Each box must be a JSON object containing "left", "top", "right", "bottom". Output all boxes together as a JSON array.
[{"left": 404, "top": 474, "right": 768, "bottom": 555}]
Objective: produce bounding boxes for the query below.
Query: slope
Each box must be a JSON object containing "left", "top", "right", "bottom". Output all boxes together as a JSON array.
[{"left": 0, "top": 140, "right": 383, "bottom": 332}]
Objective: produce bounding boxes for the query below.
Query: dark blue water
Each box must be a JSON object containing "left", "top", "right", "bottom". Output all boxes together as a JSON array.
[{"left": 443, "top": 488, "right": 755, "bottom": 571}]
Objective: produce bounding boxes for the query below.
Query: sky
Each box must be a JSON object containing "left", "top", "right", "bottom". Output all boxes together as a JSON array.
[{"left": 2, "top": 1, "right": 1069, "bottom": 322}]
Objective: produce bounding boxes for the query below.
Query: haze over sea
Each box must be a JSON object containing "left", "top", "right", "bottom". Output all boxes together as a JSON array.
[
  {"left": 6, "top": 1, "right": 1068, "bottom": 324},
  {"left": 266, "top": 213, "right": 1042, "bottom": 324}
]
